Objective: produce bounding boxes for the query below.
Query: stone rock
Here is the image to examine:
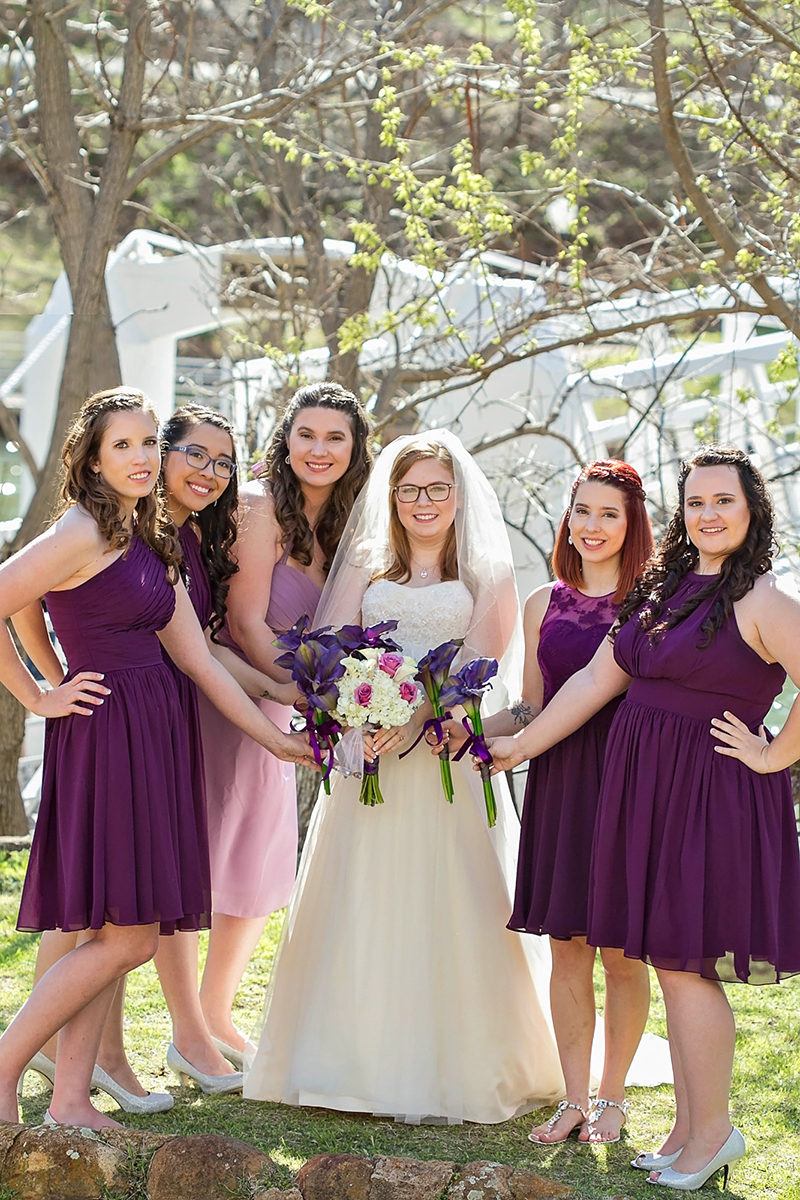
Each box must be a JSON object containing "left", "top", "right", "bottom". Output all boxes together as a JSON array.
[
  {"left": 297, "top": 1153, "right": 375, "bottom": 1200},
  {"left": 509, "top": 1168, "right": 575, "bottom": 1200},
  {"left": 370, "top": 1156, "right": 456, "bottom": 1200},
  {"left": 254, "top": 1189, "right": 304, "bottom": 1200},
  {"left": 2, "top": 1124, "right": 127, "bottom": 1199},
  {"left": 448, "top": 1161, "right": 513, "bottom": 1200},
  {"left": 146, "top": 1134, "right": 276, "bottom": 1200},
  {"left": 98, "top": 1127, "right": 174, "bottom": 1159}
]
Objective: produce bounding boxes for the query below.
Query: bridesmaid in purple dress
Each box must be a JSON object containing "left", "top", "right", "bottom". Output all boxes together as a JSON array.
[
  {"left": 464, "top": 461, "right": 655, "bottom": 1145},
  {"left": 195, "top": 382, "right": 372, "bottom": 1063},
  {"left": 0, "top": 389, "right": 314, "bottom": 1129},
  {"left": 486, "top": 446, "right": 800, "bottom": 1190}
]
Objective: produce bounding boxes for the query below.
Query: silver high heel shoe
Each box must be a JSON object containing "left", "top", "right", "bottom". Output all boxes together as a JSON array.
[
  {"left": 210, "top": 1036, "right": 256, "bottom": 1071},
  {"left": 18, "top": 1050, "right": 56, "bottom": 1095},
  {"left": 166, "top": 1043, "right": 243, "bottom": 1094},
  {"left": 648, "top": 1128, "right": 745, "bottom": 1191},
  {"left": 632, "top": 1149, "right": 683, "bottom": 1171},
  {"left": 91, "top": 1064, "right": 174, "bottom": 1114}
]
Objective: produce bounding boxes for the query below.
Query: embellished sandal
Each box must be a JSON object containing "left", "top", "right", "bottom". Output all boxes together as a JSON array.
[
  {"left": 582, "top": 1097, "right": 629, "bottom": 1144},
  {"left": 528, "top": 1099, "right": 588, "bottom": 1144}
]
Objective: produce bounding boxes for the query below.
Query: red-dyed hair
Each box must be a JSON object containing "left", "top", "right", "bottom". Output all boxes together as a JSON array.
[{"left": 551, "top": 459, "right": 653, "bottom": 603}]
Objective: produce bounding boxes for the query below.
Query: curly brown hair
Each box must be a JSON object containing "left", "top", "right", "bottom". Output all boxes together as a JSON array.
[
  {"left": 261, "top": 383, "right": 373, "bottom": 574},
  {"left": 161, "top": 404, "right": 239, "bottom": 641},
  {"left": 59, "top": 388, "right": 180, "bottom": 580},
  {"left": 614, "top": 444, "right": 776, "bottom": 646},
  {"left": 379, "top": 441, "right": 459, "bottom": 584}
]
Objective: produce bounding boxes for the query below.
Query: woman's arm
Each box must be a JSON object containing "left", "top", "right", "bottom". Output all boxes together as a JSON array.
[
  {"left": 204, "top": 629, "right": 300, "bottom": 706},
  {"left": 11, "top": 602, "right": 65, "bottom": 688},
  {"left": 0, "top": 515, "right": 111, "bottom": 716},
  {"left": 159, "top": 581, "right": 315, "bottom": 766},
  {"left": 711, "top": 574, "right": 800, "bottom": 772},
  {"left": 484, "top": 636, "right": 630, "bottom": 773},
  {"left": 224, "top": 485, "right": 289, "bottom": 681}
]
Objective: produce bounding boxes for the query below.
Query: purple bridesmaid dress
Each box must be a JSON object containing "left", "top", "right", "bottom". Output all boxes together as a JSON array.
[
  {"left": 509, "top": 582, "right": 621, "bottom": 939},
  {"left": 197, "top": 544, "right": 321, "bottom": 919},
  {"left": 588, "top": 573, "right": 800, "bottom": 984},
  {"left": 17, "top": 537, "right": 210, "bottom": 936}
]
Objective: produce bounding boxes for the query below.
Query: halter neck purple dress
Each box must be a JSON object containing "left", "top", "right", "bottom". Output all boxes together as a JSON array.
[
  {"left": 587, "top": 573, "right": 800, "bottom": 984},
  {"left": 198, "top": 542, "right": 322, "bottom": 918},
  {"left": 17, "top": 537, "right": 210, "bottom": 936},
  {"left": 509, "top": 583, "right": 621, "bottom": 939}
]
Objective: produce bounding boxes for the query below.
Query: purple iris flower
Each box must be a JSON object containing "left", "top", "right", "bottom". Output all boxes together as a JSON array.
[{"left": 438, "top": 657, "right": 498, "bottom": 708}]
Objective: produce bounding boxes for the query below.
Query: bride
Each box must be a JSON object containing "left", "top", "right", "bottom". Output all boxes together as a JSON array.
[{"left": 243, "top": 431, "right": 564, "bottom": 1124}]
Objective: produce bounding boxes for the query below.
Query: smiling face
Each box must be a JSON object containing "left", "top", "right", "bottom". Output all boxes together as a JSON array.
[
  {"left": 286, "top": 406, "right": 354, "bottom": 497},
  {"left": 568, "top": 480, "right": 628, "bottom": 568},
  {"left": 93, "top": 408, "right": 160, "bottom": 511},
  {"left": 393, "top": 457, "right": 456, "bottom": 551},
  {"left": 163, "top": 421, "right": 235, "bottom": 525},
  {"left": 683, "top": 463, "right": 751, "bottom": 572}
]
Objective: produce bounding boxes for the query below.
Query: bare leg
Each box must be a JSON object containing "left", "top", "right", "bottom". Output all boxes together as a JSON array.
[
  {"left": 51, "top": 981, "right": 122, "bottom": 1128},
  {"left": 154, "top": 933, "right": 237, "bottom": 1074},
  {"left": 650, "top": 969, "right": 735, "bottom": 1178},
  {"left": 529, "top": 937, "right": 596, "bottom": 1142},
  {"left": 199, "top": 913, "right": 268, "bottom": 1050},
  {"left": 32, "top": 930, "right": 78, "bottom": 1061},
  {"left": 94, "top": 977, "right": 148, "bottom": 1097},
  {"left": 651, "top": 1001, "right": 690, "bottom": 1157},
  {"left": 0, "top": 923, "right": 159, "bottom": 1125},
  {"left": 580, "top": 948, "right": 650, "bottom": 1142}
]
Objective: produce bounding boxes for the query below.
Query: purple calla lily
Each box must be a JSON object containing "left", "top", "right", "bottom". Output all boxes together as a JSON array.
[
  {"left": 336, "top": 620, "right": 401, "bottom": 654},
  {"left": 438, "top": 657, "right": 498, "bottom": 708}
]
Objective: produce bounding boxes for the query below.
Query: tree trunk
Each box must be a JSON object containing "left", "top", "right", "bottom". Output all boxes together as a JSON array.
[{"left": 0, "top": 681, "right": 28, "bottom": 836}]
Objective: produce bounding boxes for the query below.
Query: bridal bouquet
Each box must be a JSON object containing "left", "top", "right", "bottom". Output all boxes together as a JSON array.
[
  {"left": 334, "top": 639, "right": 424, "bottom": 807},
  {"left": 439, "top": 657, "right": 499, "bottom": 827}
]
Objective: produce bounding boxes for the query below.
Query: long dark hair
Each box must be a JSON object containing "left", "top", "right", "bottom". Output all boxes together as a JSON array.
[
  {"left": 379, "top": 440, "right": 458, "bottom": 584},
  {"left": 614, "top": 444, "right": 776, "bottom": 646},
  {"left": 261, "top": 382, "right": 373, "bottom": 574},
  {"left": 161, "top": 404, "right": 239, "bottom": 642},
  {"left": 59, "top": 388, "right": 180, "bottom": 579},
  {"left": 551, "top": 459, "right": 653, "bottom": 604}
]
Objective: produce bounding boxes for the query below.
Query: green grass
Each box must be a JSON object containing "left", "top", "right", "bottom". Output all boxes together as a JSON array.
[{"left": 2, "top": 850, "right": 800, "bottom": 1199}]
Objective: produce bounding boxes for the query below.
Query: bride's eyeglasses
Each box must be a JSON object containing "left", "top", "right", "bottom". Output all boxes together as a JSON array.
[
  {"left": 393, "top": 483, "right": 453, "bottom": 503},
  {"left": 166, "top": 444, "right": 236, "bottom": 479}
]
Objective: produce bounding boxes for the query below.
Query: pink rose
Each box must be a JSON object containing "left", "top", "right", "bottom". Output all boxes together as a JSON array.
[
  {"left": 354, "top": 682, "right": 373, "bottom": 707},
  {"left": 378, "top": 652, "right": 405, "bottom": 678},
  {"left": 399, "top": 681, "right": 419, "bottom": 704}
]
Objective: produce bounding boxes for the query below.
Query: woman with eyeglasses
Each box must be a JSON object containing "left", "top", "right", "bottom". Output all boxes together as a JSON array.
[
  {"left": 195, "top": 383, "right": 373, "bottom": 1072},
  {"left": 244, "top": 433, "right": 563, "bottom": 1123},
  {"left": 14, "top": 403, "right": 317, "bottom": 1114}
]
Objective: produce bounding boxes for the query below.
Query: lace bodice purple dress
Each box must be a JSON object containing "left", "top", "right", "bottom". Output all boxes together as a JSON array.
[
  {"left": 509, "top": 582, "right": 621, "bottom": 938},
  {"left": 588, "top": 573, "right": 800, "bottom": 984}
]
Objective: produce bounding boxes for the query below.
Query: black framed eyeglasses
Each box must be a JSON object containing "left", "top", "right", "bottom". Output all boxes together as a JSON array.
[
  {"left": 393, "top": 482, "right": 453, "bottom": 503},
  {"left": 166, "top": 444, "right": 236, "bottom": 479}
]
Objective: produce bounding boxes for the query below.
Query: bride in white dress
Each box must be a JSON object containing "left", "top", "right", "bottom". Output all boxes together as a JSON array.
[{"left": 243, "top": 431, "right": 565, "bottom": 1124}]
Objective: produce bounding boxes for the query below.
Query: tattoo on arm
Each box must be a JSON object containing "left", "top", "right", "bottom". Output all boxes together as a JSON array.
[
  {"left": 511, "top": 700, "right": 533, "bottom": 727},
  {"left": 261, "top": 688, "right": 278, "bottom": 702}
]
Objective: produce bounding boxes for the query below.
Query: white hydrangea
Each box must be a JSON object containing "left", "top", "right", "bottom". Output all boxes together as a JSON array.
[{"left": 334, "top": 649, "right": 424, "bottom": 729}]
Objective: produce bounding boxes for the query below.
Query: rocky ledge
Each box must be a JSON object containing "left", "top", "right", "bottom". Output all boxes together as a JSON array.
[{"left": 0, "top": 1124, "right": 576, "bottom": 1200}]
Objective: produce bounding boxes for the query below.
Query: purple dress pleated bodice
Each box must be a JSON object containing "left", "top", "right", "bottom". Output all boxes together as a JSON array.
[
  {"left": 198, "top": 541, "right": 322, "bottom": 919},
  {"left": 509, "top": 582, "right": 621, "bottom": 938},
  {"left": 588, "top": 573, "right": 800, "bottom": 984},
  {"left": 18, "top": 536, "right": 211, "bottom": 935}
]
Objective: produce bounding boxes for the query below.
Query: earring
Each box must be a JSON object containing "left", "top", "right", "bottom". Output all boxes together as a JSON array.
[
  {"left": 285, "top": 454, "right": 292, "bottom": 465},
  {"left": 568, "top": 535, "right": 573, "bottom": 545}
]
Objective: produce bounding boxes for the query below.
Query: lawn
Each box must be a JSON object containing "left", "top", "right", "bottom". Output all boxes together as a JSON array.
[{"left": 2, "top": 849, "right": 799, "bottom": 1200}]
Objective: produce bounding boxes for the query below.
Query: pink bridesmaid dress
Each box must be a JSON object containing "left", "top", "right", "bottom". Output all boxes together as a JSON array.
[{"left": 197, "top": 546, "right": 321, "bottom": 918}]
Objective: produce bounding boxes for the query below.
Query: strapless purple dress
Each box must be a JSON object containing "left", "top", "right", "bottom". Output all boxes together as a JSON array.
[
  {"left": 509, "top": 583, "right": 621, "bottom": 939},
  {"left": 197, "top": 544, "right": 322, "bottom": 918},
  {"left": 17, "top": 537, "right": 210, "bottom": 935},
  {"left": 588, "top": 573, "right": 800, "bottom": 984}
]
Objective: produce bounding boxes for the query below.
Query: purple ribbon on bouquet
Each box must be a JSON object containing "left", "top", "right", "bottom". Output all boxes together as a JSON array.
[
  {"left": 398, "top": 712, "right": 453, "bottom": 760},
  {"left": 452, "top": 715, "right": 492, "bottom": 768},
  {"left": 294, "top": 713, "right": 340, "bottom": 784}
]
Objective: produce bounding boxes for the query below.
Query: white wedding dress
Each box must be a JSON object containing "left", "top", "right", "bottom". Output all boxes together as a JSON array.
[{"left": 243, "top": 579, "right": 565, "bottom": 1123}]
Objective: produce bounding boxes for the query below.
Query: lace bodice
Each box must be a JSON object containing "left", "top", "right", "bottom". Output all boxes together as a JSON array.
[{"left": 362, "top": 579, "right": 474, "bottom": 661}]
